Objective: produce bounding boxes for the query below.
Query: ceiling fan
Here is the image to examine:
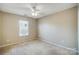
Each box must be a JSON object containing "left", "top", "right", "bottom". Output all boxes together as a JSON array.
[{"left": 30, "top": 3, "right": 40, "bottom": 16}]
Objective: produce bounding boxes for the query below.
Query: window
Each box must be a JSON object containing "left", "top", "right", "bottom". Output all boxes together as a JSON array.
[{"left": 19, "top": 20, "right": 29, "bottom": 36}]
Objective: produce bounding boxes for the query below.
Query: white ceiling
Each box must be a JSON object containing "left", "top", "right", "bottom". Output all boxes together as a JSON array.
[{"left": 0, "top": 3, "right": 77, "bottom": 19}]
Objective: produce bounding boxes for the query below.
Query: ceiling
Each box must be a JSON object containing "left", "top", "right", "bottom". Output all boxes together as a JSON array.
[{"left": 0, "top": 3, "right": 77, "bottom": 19}]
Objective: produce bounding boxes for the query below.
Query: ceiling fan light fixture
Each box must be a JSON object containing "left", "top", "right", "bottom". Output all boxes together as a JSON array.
[
  {"left": 32, "top": 12, "right": 38, "bottom": 16},
  {"left": 32, "top": 12, "right": 35, "bottom": 16},
  {"left": 30, "top": 4, "right": 40, "bottom": 16}
]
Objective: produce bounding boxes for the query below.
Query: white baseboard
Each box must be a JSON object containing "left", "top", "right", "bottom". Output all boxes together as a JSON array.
[{"left": 40, "top": 39, "right": 78, "bottom": 53}]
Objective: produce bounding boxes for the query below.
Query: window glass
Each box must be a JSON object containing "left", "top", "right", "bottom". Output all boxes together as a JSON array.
[{"left": 19, "top": 20, "right": 29, "bottom": 36}]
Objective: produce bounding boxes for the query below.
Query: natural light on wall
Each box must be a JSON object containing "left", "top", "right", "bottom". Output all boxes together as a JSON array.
[{"left": 19, "top": 20, "right": 29, "bottom": 36}]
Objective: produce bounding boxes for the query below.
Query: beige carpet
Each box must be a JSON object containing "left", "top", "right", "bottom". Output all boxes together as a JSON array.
[{"left": 2, "top": 40, "right": 76, "bottom": 55}]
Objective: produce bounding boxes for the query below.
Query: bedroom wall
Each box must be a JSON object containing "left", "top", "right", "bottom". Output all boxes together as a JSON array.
[
  {"left": 38, "top": 7, "right": 77, "bottom": 51},
  {"left": 78, "top": 5, "right": 79, "bottom": 54},
  {"left": 0, "top": 11, "right": 37, "bottom": 46},
  {"left": 0, "top": 12, "right": 3, "bottom": 45}
]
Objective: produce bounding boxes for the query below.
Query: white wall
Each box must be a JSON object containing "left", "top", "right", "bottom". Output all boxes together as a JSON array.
[{"left": 38, "top": 7, "right": 77, "bottom": 51}]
